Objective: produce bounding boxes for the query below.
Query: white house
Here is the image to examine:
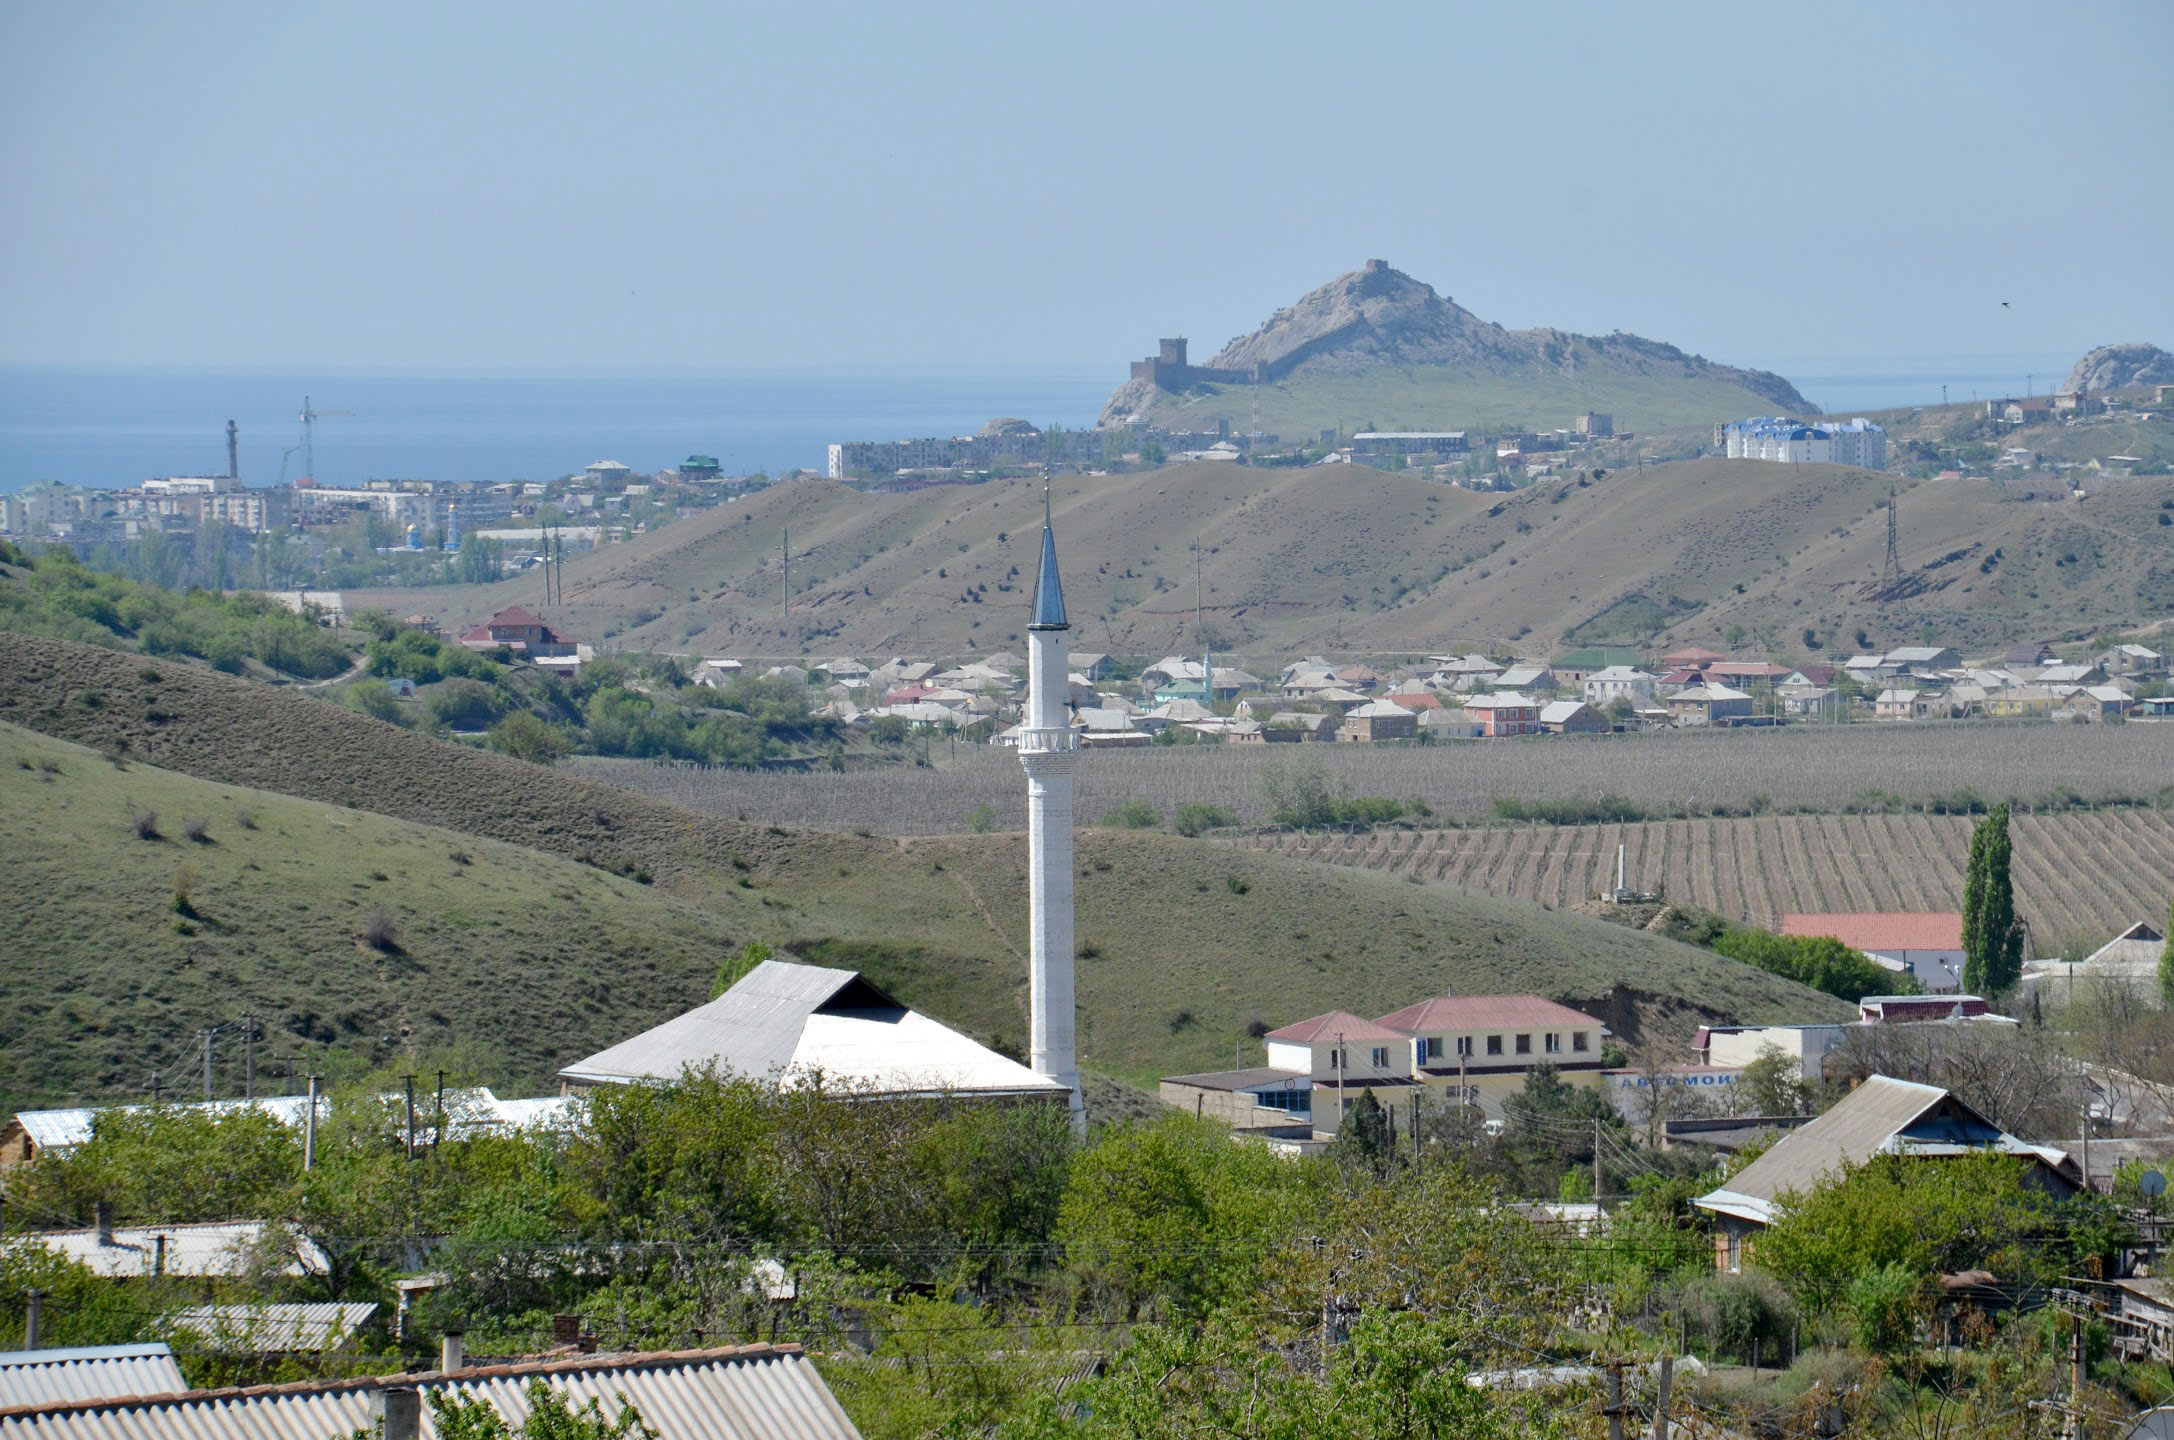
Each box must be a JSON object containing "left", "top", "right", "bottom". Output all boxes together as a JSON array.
[{"left": 1582, "top": 665, "right": 1655, "bottom": 708}]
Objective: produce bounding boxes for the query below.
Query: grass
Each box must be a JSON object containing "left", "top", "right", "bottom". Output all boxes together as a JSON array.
[
  {"left": 0, "top": 632, "right": 1853, "bottom": 1107},
  {"left": 0, "top": 721, "right": 747, "bottom": 1114}
]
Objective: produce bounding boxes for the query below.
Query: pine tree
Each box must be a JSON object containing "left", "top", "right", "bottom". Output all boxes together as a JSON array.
[
  {"left": 1332, "top": 1088, "right": 1394, "bottom": 1174},
  {"left": 1962, "top": 805, "right": 2021, "bottom": 995}
]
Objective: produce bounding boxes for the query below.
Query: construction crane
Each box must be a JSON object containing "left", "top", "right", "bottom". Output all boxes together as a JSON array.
[{"left": 297, "top": 395, "right": 354, "bottom": 485}]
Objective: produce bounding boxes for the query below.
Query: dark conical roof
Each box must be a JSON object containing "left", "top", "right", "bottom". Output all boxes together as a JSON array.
[{"left": 1031, "top": 509, "right": 1068, "bottom": 630}]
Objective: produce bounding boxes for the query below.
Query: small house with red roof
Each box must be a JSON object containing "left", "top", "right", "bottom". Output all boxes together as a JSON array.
[
  {"left": 1780, "top": 912, "right": 1965, "bottom": 993},
  {"left": 1663, "top": 647, "right": 1726, "bottom": 668}
]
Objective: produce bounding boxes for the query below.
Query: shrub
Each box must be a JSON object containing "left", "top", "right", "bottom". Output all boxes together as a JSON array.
[
  {"left": 1846, "top": 1262, "right": 1926, "bottom": 1355},
  {"left": 965, "top": 804, "right": 998, "bottom": 834},
  {"left": 360, "top": 907, "right": 400, "bottom": 952},
  {"left": 233, "top": 808, "right": 257, "bottom": 830},
  {"left": 130, "top": 809, "right": 160, "bottom": 840},
  {"left": 1173, "top": 803, "right": 1237, "bottom": 838},
  {"left": 1101, "top": 798, "right": 1162, "bottom": 829},
  {"left": 428, "top": 678, "right": 503, "bottom": 731},
  {"left": 181, "top": 816, "right": 210, "bottom": 843},
  {"left": 487, "top": 711, "right": 570, "bottom": 765}
]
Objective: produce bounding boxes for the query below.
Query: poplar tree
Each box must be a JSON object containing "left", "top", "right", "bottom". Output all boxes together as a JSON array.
[
  {"left": 2159, "top": 895, "right": 2174, "bottom": 1007},
  {"left": 1962, "top": 805, "right": 2022, "bottom": 995}
]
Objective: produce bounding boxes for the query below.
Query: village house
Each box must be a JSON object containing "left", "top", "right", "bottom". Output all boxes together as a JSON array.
[
  {"left": 2097, "top": 643, "right": 2166, "bottom": 678},
  {"left": 1338, "top": 699, "right": 1419, "bottom": 741},
  {"left": 1161, "top": 993, "right": 1611, "bottom": 1139},
  {"left": 2068, "top": 685, "right": 2135, "bottom": 720},
  {"left": 1694, "top": 1023, "right": 1854, "bottom": 1082},
  {"left": 1550, "top": 647, "right": 1644, "bottom": 687},
  {"left": 1883, "top": 646, "right": 1962, "bottom": 676},
  {"left": 1780, "top": 912, "right": 1966, "bottom": 993},
  {"left": 1495, "top": 663, "right": 1555, "bottom": 693},
  {"left": 1461, "top": 692, "right": 1541, "bottom": 737},
  {"left": 1695, "top": 1075, "right": 2078, "bottom": 1273},
  {"left": 1265, "top": 710, "right": 1338, "bottom": 741},
  {"left": 1418, "top": 708, "right": 1484, "bottom": 740},
  {"left": 1582, "top": 665, "right": 1656, "bottom": 708},
  {"left": 1981, "top": 684, "right": 2060, "bottom": 718},
  {"left": 1662, "top": 647, "right": 1725, "bottom": 669},
  {"left": 455, "top": 605, "right": 579, "bottom": 659},
  {"left": 1539, "top": 700, "right": 1608, "bottom": 734},
  {"left": 1666, "top": 683, "right": 1754, "bottom": 726},
  {"left": 0, "top": 1344, "right": 188, "bottom": 1407},
  {"left": 1875, "top": 687, "right": 1947, "bottom": 721}
]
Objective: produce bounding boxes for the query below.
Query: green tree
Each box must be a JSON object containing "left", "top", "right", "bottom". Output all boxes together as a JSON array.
[
  {"left": 346, "top": 678, "right": 407, "bottom": 726},
  {"left": 1332, "top": 1089, "right": 1394, "bottom": 1174},
  {"left": 2161, "top": 893, "right": 2174, "bottom": 1007},
  {"left": 1733, "top": 1044, "right": 1813, "bottom": 1116},
  {"left": 424, "top": 1381, "right": 657, "bottom": 1440},
  {"left": 488, "top": 711, "right": 569, "bottom": 764},
  {"left": 1172, "top": 803, "right": 1237, "bottom": 837},
  {"left": 713, "top": 939, "right": 772, "bottom": 997},
  {"left": 1099, "top": 797, "right": 1161, "bottom": 829},
  {"left": 1963, "top": 804, "right": 2023, "bottom": 994}
]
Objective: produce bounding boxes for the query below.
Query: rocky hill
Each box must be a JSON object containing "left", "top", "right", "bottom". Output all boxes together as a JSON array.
[
  {"left": 1099, "top": 260, "right": 1812, "bottom": 431},
  {"left": 2063, "top": 342, "right": 2174, "bottom": 394}
]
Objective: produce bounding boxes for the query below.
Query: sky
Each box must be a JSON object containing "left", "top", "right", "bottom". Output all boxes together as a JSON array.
[{"left": 3, "top": 0, "right": 2170, "bottom": 379}]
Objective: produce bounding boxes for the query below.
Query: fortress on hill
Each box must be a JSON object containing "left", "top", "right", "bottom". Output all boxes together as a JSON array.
[{"left": 1127, "top": 336, "right": 1260, "bottom": 389}]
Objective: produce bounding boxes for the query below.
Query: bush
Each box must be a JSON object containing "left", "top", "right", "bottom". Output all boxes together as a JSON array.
[
  {"left": 428, "top": 678, "right": 503, "bottom": 731},
  {"left": 1669, "top": 1271, "right": 1797, "bottom": 1365},
  {"left": 487, "top": 711, "right": 570, "bottom": 765},
  {"left": 1174, "top": 803, "right": 1237, "bottom": 838},
  {"left": 1101, "top": 798, "right": 1162, "bottom": 829},
  {"left": 869, "top": 715, "right": 911, "bottom": 746},
  {"left": 1846, "top": 1262, "right": 1926, "bottom": 1355},
  {"left": 360, "top": 907, "right": 400, "bottom": 952},
  {"left": 130, "top": 809, "right": 160, "bottom": 840},
  {"left": 347, "top": 678, "right": 408, "bottom": 726},
  {"left": 965, "top": 804, "right": 998, "bottom": 834},
  {"left": 180, "top": 816, "right": 210, "bottom": 843}
]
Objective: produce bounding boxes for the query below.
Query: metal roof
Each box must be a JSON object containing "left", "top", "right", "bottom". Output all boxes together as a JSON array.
[
  {"left": 1695, "top": 1075, "right": 2073, "bottom": 1226},
  {"left": 560, "top": 961, "right": 1063, "bottom": 1099},
  {"left": 1030, "top": 516, "right": 1068, "bottom": 630},
  {"left": 6, "top": 1098, "right": 316, "bottom": 1156},
  {"left": 1376, "top": 995, "right": 1602, "bottom": 1035},
  {"left": 1264, "top": 1011, "right": 1409, "bottom": 1046},
  {"left": 0, "top": 1348, "right": 187, "bottom": 1410},
  {"left": 161, "top": 1304, "right": 379, "bottom": 1353},
  {"left": 4, "top": 1223, "right": 327, "bottom": 1280},
  {"left": 0, "top": 1343, "right": 861, "bottom": 1440}
]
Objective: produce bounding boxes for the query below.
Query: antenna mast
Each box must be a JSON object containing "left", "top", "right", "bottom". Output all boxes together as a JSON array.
[
  {"left": 226, "top": 420, "right": 239, "bottom": 481},
  {"left": 781, "top": 526, "right": 789, "bottom": 616}
]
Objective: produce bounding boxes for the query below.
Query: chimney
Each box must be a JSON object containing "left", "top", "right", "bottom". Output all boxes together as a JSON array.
[
  {"left": 440, "top": 1330, "right": 465, "bottom": 1373},
  {"left": 94, "top": 1200, "right": 114, "bottom": 1246},
  {"left": 154, "top": 1235, "right": 167, "bottom": 1277},
  {"left": 552, "top": 1314, "right": 581, "bottom": 1346},
  {"left": 374, "top": 1387, "right": 422, "bottom": 1440}
]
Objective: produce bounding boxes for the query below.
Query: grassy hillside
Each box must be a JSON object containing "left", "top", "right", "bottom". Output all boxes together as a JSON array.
[
  {"left": 0, "top": 722, "right": 748, "bottom": 1113},
  {"left": 345, "top": 460, "right": 2174, "bottom": 660},
  {"left": 0, "top": 632, "right": 1852, "bottom": 1104}
]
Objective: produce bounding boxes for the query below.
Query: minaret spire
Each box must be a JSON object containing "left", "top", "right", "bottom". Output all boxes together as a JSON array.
[{"left": 1021, "top": 485, "right": 1083, "bottom": 1130}]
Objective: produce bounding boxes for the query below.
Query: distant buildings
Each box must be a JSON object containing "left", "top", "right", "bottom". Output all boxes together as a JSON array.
[{"left": 1723, "top": 416, "right": 1886, "bottom": 468}]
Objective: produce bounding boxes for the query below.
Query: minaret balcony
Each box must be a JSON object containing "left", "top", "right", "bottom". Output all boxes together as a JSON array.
[{"left": 1016, "top": 726, "right": 1080, "bottom": 755}]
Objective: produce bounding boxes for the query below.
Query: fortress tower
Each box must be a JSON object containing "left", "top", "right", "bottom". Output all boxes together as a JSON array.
[{"left": 1020, "top": 491, "right": 1085, "bottom": 1129}]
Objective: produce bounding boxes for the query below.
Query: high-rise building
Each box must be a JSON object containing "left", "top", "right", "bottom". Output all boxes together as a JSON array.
[{"left": 1018, "top": 493, "right": 1085, "bottom": 1129}]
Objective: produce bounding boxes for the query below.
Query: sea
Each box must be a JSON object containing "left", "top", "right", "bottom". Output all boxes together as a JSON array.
[{"left": 0, "top": 354, "right": 2083, "bottom": 492}]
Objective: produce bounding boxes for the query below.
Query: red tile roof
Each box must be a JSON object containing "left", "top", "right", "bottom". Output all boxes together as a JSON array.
[
  {"left": 1780, "top": 912, "right": 1964, "bottom": 952},
  {"left": 1375, "top": 994, "right": 1600, "bottom": 1034},
  {"left": 490, "top": 606, "right": 546, "bottom": 627},
  {"left": 1387, "top": 693, "right": 1443, "bottom": 711},
  {"left": 1663, "top": 648, "right": 1725, "bottom": 665},
  {"left": 1264, "top": 1010, "right": 1409, "bottom": 1045}
]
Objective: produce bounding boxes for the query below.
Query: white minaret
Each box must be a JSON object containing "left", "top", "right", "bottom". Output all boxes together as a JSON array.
[{"left": 1020, "top": 489, "right": 1085, "bottom": 1130}]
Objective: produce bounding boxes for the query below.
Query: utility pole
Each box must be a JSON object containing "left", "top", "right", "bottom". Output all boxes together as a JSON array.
[
  {"left": 403, "top": 1074, "right": 417, "bottom": 1162},
  {"left": 303, "top": 1076, "right": 319, "bottom": 1172},
  {"left": 1880, "top": 482, "right": 1901, "bottom": 595},
  {"left": 781, "top": 526, "right": 790, "bottom": 616},
  {"left": 435, "top": 1069, "right": 447, "bottom": 1147},
  {"left": 243, "top": 1015, "right": 254, "bottom": 1100},
  {"left": 226, "top": 420, "right": 239, "bottom": 482},
  {"left": 1650, "top": 1353, "right": 1673, "bottom": 1440},
  {"left": 1594, "top": 1118, "right": 1604, "bottom": 1206},
  {"left": 23, "top": 1291, "right": 42, "bottom": 1351},
  {"left": 1603, "top": 1358, "right": 1625, "bottom": 1440}
]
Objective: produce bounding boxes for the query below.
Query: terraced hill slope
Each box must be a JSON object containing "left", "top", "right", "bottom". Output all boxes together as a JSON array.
[
  {"left": 348, "top": 457, "right": 2174, "bottom": 658},
  {"left": 0, "top": 632, "right": 1852, "bottom": 1106}
]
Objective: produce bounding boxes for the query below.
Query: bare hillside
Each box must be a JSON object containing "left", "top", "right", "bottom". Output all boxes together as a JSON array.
[{"left": 351, "top": 459, "right": 2174, "bottom": 657}]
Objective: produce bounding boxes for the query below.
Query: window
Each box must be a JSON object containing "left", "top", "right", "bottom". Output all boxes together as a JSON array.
[
  {"left": 1545, "top": 1033, "right": 1562, "bottom": 1054},
  {"left": 1486, "top": 1035, "right": 1503, "bottom": 1056},
  {"left": 1329, "top": 1048, "right": 1342, "bottom": 1070},
  {"left": 1424, "top": 1036, "right": 1444, "bottom": 1061},
  {"left": 1515, "top": 1034, "right": 1532, "bottom": 1055},
  {"left": 1370, "top": 1046, "right": 1388, "bottom": 1068},
  {"left": 1456, "top": 1035, "right": 1473, "bottom": 1058},
  {"left": 1573, "top": 1032, "right": 1590, "bottom": 1053}
]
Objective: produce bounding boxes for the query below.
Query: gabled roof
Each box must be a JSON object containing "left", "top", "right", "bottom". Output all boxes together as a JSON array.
[
  {"left": 1670, "top": 684, "right": 1751, "bottom": 702},
  {"left": 0, "top": 1346, "right": 187, "bottom": 1408},
  {"left": 1264, "top": 1011, "right": 1409, "bottom": 1046},
  {"left": 1375, "top": 995, "right": 1600, "bottom": 1035},
  {"left": 558, "top": 960, "right": 1063, "bottom": 1099},
  {"left": 1461, "top": 691, "right": 1535, "bottom": 709},
  {"left": 162, "top": 1302, "right": 379, "bottom": 1353},
  {"left": 1695, "top": 1075, "right": 2073, "bottom": 1226},
  {"left": 1539, "top": 700, "right": 1594, "bottom": 724},
  {"left": 1780, "top": 912, "right": 1963, "bottom": 952},
  {"left": 0, "top": 1344, "right": 860, "bottom": 1440},
  {"left": 1343, "top": 700, "right": 1414, "bottom": 719},
  {"left": 488, "top": 606, "right": 545, "bottom": 627}
]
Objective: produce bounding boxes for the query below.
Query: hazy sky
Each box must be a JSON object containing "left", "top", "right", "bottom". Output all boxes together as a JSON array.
[{"left": 4, "top": 1, "right": 2169, "bottom": 377}]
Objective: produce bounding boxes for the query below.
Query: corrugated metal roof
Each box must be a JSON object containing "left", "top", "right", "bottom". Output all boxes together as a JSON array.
[
  {"left": 0, "top": 1344, "right": 861, "bottom": 1440},
  {"left": 560, "top": 961, "right": 1062, "bottom": 1098},
  {"left": 0, "top": 1348, "right": 187, "bottom": 1409},
  {"left": 161, "top": 1304, "right": 378, "bottom": 1353},
  {"left": 4, "top": 1222, "right": 326, "bottom": 1280},
  {"left": 7, "top": 1099, "right": 316, "bottom": 1155},
  {"left": 7, "top": 1090, "right": 579, "bottom": 1160}
]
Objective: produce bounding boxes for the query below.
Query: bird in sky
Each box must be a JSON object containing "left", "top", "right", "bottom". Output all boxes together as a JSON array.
[{"left": 2002, "top": 301, "right": 2011, "bottom": 308}]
